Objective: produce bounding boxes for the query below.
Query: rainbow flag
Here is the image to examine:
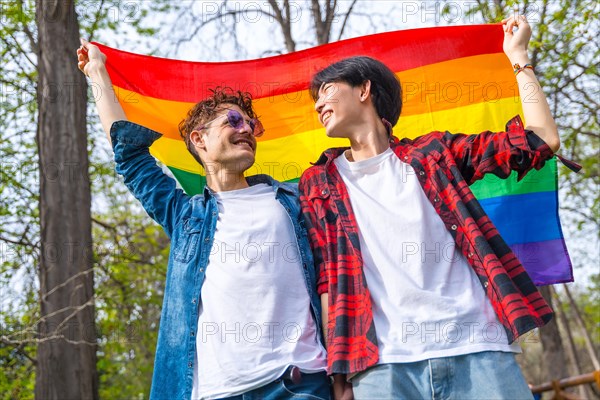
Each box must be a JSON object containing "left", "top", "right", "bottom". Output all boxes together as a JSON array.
[{"left": 96, "top": 24, "right": 574, "bottom": 285}]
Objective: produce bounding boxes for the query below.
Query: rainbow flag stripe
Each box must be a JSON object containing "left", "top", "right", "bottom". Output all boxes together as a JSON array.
[{"left": 96, "top": 24, "right": 573, "bottom": 285}]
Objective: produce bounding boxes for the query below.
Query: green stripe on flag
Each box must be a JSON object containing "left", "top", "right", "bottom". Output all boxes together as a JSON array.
[
  {"left": 470, "top": 157, "right": 556, "bottom": 200},
  {"left": 168, "top": 166, "right": 206, "bottom": 196},
  {"left": 169, "top": 166, "right": 299, "bottom": 196},
  {"left": 171, "top": 157, "right": 555, "bottom": 199}
]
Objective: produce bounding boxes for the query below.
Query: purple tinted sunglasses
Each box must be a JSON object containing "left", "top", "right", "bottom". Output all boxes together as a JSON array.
[{"left": 199, "top": 109, "right": 264, "bottom": 137}]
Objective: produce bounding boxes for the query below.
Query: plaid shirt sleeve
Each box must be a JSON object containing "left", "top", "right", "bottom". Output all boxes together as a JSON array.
[
  {"left": 298, "top": 175, "right": 329, "bottom": 295},
  {"left": 434, "top": 115, "right": 554, "bottom": 184}
]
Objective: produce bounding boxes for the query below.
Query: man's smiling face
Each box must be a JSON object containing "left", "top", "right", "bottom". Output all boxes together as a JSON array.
[
  {"left": 314, "top": 81, "right": 365, "bottom": 139},
  {"left": 193, "top": 104, "right": 258, "bottom": 173}
]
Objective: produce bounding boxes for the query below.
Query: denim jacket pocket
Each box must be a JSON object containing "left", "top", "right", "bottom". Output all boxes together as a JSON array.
[{"left": 173, "top": 217, "right": 203, "bottom": 263}]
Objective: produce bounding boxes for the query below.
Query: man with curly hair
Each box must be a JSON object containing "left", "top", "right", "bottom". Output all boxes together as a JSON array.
[{"left": 77, "top": 40, "right": 328, "bottom": 400}]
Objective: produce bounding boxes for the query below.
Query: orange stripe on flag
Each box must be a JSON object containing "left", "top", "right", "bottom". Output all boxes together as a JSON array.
[{"left": 118, "top": 53, "right": 519, "bottom": 143}]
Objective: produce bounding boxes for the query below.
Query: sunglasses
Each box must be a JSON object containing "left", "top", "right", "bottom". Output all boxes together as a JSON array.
[{"left": 199, "top": 109, "right": 264, "bottom": 137}]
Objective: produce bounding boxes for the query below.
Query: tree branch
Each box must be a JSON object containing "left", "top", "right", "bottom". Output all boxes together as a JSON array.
[
  {"left": 7, "top": 31, "right": 37, "bottom": 69},
  {"left": 92, "top": 217, "right": 117, "bottom": 231},
  {"left": 86, "top": 0, "right": 106, "bottom": 42},
  {"left": 17, "top": 0, "right": 38, "bottom": 54},
  {"left": 0, "top": 337, "right": 38, "bottom": 365},
  {"left": 41, "top": 267, "right": 95, "bottom": 302},
  {"left": 337, "top": 0, "right": 358, "bottom": 41}
]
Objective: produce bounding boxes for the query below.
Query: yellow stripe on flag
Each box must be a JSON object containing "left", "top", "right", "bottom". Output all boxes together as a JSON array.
[{"left": 150, "top": 97, "right": 522, "bottom": 181}]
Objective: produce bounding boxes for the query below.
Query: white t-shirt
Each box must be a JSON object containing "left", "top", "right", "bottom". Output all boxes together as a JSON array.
[
  {"left": 191, "top": 184, "right": 326, "bottom": 400},
  {"left": 334, "top": 148, "right": 519, "bottom": 364}
]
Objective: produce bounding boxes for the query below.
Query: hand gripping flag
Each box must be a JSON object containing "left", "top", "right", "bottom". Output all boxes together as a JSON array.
[{"left": 96, "top": 24, "right": 574, "bottom": 285}]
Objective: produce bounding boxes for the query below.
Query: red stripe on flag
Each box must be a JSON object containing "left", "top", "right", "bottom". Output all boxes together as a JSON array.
[{"left": 95, "top": 24, "right": 503, "bottom": 102}]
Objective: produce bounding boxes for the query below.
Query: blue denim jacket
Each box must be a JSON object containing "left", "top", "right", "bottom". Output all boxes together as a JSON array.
[{"left": 110, "top": 121, "right": 323, "bottom": 400}]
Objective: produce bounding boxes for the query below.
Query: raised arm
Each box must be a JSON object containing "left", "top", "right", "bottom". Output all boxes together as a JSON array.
[
  {"left": 428, "top": 15, "right": 561, "bottom": 184},
  {"left": 502, "top": 14, "right": 560, "bottom": 152},
  {"left": 77, "top": 39, "right": 189, "bottom": 237},
  {"left": 77, "top": 39, "right": 126, "bottom": 144}
]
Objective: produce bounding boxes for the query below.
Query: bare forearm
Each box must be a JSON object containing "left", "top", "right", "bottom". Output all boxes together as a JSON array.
[
  {"left": 333, "top": 374, "right": 354, "bottom": 400},
  {"left": 322, "top": 293, "right": 353, "bottom": 398},
  {"left": 87, "top": 65, "right": 127, "bottom": 144},
  {"left": 509, "top": 52, "right": 560, "bottom": 152},
  {"left": 321, "top": 293, "right": 328, "bottom": 338},
  {"left": 501, "top": 13, "right": 561, "bottom": 153}
]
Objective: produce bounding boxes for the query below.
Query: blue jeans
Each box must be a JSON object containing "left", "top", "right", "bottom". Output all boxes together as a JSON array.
[
  {"left": 352, "top": 351, "right": 533, "bottom": 400},
  {"left": 218, "top": 370, "right": 330, "bottom": 400}
]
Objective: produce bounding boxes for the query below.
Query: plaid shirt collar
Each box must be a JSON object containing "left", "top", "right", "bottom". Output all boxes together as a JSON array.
[{"left": 313, "top": 135, "right": 403, "bottom": 167}]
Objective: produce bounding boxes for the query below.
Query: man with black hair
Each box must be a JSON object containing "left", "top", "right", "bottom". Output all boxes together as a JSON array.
[{"left": 300, "top": 15, "right": 562, "bottom": 399}]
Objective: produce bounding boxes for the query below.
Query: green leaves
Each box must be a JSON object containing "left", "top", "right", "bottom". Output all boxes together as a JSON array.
[{"left": 93, "top": 208, "right": 169, "bottom": 399}]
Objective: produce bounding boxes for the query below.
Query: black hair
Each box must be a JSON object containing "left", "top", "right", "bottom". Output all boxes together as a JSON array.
[{"left": 309, "top": 56, "right": 402, "bottom": 126}]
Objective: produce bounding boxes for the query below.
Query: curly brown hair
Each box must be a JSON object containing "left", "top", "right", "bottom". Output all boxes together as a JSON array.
[{"left": 178, "top": 87, "right": 257, "bottom": 167}]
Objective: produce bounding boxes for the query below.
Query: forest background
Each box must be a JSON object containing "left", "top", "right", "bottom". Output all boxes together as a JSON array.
[{"left": 0, "top": 0, "right": 598, "bottom": 398}]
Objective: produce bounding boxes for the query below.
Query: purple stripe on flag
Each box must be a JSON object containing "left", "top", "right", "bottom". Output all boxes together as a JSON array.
[{"left": 510, "top": 239, "right": 574, "bottom": 285}]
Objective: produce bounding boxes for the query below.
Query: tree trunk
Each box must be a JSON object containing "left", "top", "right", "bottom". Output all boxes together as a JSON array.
[
  {"left": 35, "top": 0, "right": 98, "bottom": 399},
  {"left": 539, "top": 286, "right": 569, "bottom": 381}
]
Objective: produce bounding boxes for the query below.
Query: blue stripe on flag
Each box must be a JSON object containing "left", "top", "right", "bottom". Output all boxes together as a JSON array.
[{"left": 478, "top": 191, "right": 561, "bottom": 245}]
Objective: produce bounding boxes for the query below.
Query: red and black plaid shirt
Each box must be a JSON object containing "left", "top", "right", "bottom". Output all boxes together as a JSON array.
[{"left": 299, "top": 116, "right": 555, "bottom": 375}]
